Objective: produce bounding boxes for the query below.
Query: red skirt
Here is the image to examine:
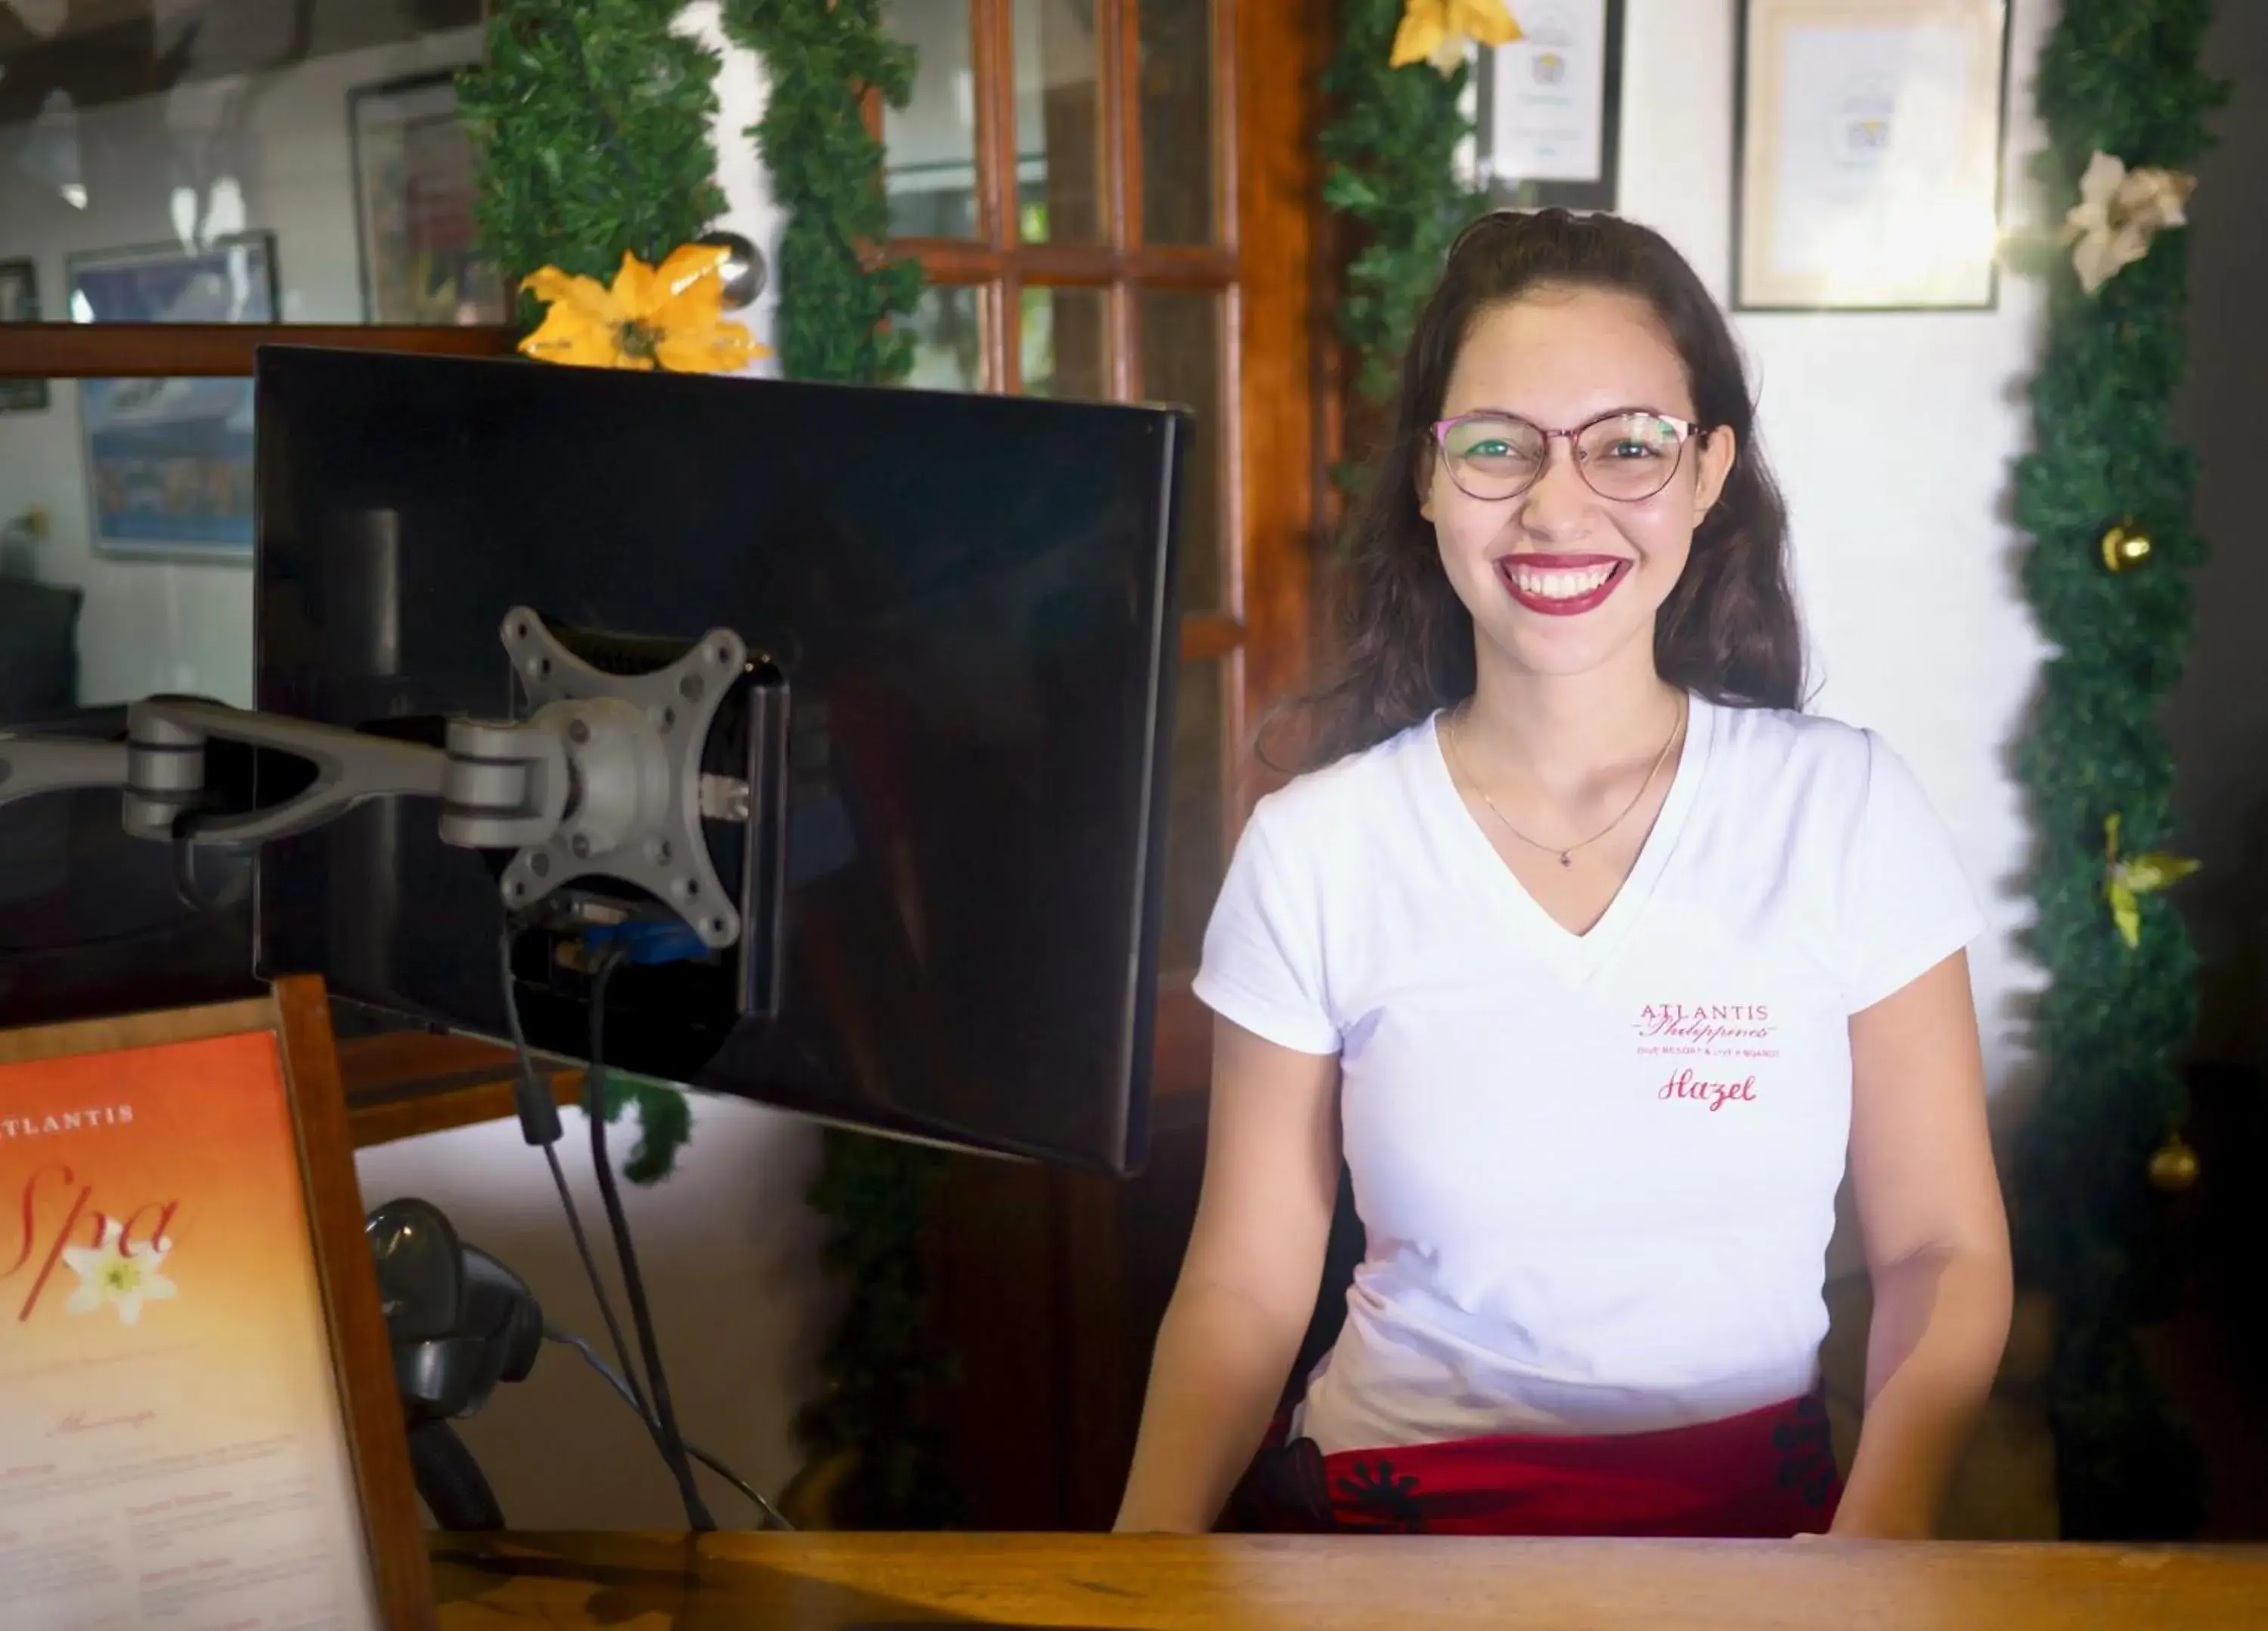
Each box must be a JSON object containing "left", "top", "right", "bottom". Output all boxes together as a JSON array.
[{"left": 1225, "top": 1394, "right": 1840, "bottom": 1538}]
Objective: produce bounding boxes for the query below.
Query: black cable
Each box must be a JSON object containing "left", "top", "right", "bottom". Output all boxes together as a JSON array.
[
  {"left": 497, "top": 927, "right": 649, "bottom": 1425},
  {"left": 546, "top": 1327, "right": 792, "bottom": 1530},
  {"left": 497, "top": 925, "right": 565, "bottom": 1148},
  {"left": 586, "top": 949, "right": 715, "bottom": 1532}
]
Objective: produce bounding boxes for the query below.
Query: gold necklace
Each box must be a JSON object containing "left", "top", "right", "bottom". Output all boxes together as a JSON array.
[{"left": 1443, "top": 695, "right": 1687, "bottom": 868}]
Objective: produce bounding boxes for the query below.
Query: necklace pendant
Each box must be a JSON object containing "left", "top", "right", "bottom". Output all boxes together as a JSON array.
[{"left": 1558, "top": 851, "right": 1573, "bottom": 868}]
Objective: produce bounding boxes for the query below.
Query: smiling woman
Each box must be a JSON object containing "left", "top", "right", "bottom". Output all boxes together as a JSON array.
[{"left": 1117, "top": 208, "right": 2012, "bottom": 1543}]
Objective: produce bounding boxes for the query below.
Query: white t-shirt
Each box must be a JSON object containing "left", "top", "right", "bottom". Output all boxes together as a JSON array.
[{"left": 1191, "top": 695, "right": 1985, "bottom": 1455}]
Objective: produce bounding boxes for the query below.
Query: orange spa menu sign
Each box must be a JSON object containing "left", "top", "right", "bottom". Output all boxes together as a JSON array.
[{"left": 0, "top": 1016, "right": 392, "bottom": 1628}]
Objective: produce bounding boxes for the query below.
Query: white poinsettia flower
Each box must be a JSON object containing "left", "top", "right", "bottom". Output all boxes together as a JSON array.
[
  {"left": 62, "top": 1217, "right": 179, "bottom": 1328},
  {"left": 2062, "top": 149, "right": 2198, "bottom": 295}
]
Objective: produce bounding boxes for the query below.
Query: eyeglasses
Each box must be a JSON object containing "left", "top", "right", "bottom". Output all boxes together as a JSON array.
[{"left": 1430, "top": 409, "right": 1707, "bottom": 503}]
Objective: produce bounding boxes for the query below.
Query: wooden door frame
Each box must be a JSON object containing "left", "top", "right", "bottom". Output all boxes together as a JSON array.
[{"left": 928, "top": 0, "right": 1330, "bottom": 1534}]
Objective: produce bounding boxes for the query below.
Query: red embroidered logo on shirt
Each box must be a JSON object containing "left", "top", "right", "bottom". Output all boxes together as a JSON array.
[{"left": 1658, "top": 1067, "right": 1758, "bottom": 1112}]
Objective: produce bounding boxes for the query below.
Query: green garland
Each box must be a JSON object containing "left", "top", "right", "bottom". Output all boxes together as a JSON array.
[
  {"left": 462, "top": 0, "right": 954, "bottom": 1528},
  {"left": 725, "top": 0, "right": 924, "bottom": 383},
  {"left": 721, "top": 0, "right": 956, "bottom": 1532},
  {"left": 2009, "top": 0, "right": 2226, "bottom": 1540},
  {"left": 1319, "top": 0, "right": 1489, "bottom": 426},
  {"left": 459, "top": 0, "right": 724, "bottom": 307}
]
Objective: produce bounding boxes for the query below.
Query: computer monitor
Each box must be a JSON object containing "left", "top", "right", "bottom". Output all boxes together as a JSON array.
[{"left": 252, "top": 346, "right": 1185, "bottom": 1177}]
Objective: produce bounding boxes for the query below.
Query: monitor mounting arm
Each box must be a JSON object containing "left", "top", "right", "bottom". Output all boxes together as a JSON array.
[{"left": 0, "top": 608, "right": 752, "bottom": 953}]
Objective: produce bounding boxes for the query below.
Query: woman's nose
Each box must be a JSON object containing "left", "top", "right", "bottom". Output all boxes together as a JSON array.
[{"left": 1519, "top": 437, "right": 1591, "bottom": 530}]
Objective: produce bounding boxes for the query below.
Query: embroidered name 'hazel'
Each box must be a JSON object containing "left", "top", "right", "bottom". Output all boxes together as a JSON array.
[{"left": 1659, "top": 1068, "right": 1758, "bottom": 1113}]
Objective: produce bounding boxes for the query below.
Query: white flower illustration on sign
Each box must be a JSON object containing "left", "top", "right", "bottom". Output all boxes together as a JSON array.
[{"left": 63, "top": 1218, "right": 178, "bottom": 1326}]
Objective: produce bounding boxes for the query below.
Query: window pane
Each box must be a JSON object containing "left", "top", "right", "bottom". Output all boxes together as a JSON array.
[
  {"left": 1139, "top": 0, "right": 1214, "bottom": 246},
  {"left": 1160, "top": 656, "right": 1223, "bottom": 972},
  {"left": 1, "top": 383, "right": 255, "bottom": 720},
  {"left": 1137, "top": 289, "right": 1222, "bottom": 610},
  {"left": 1019, "top": 286, "right": 1106, "bottom": 401},
  {"left": 0, "top": 5, "right": 498, "bottom": 325},
  {"left": 1014, "top": 0, "right": 1103, "bottom": 243},
  {"left": 903, "top": 283, "right": 987, "bottom": 392},
  {"left": 883, "top": 0, "right": 981, "bottom": 239}
]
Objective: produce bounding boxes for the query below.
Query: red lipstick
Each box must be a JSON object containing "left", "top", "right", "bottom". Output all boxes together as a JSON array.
[{"left": 1495, "top": 553, "right": 1632, "bottom": 617}]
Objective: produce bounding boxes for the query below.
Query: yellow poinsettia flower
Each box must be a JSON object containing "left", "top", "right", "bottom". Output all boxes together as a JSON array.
[
  {"left": 519, "top": 244, "right": 765, "bottom": 373},
  {"left": 2103, "top": 812, "right": 2199, "bottom": 949},
  {"left": 1392, "top": 0, "right": 1522, "bottom": 75}
]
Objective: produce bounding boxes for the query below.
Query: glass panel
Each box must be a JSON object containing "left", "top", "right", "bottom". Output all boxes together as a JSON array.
[
  {"left": 1, "top": 384, "right": 255, "bottom": 719},
  {"left": 1139, "top": 0, "right": 1214, "bottom": 246},
  {"left": 883, "top": 0, "right": 981, "bottom": 239},
  {"left": 0, "top": 3, "right": 498, "bottom": 324},
  {"left": 1018, "top": 285, "right": 1106, "bottom": 400},
  {"left": 1013, "top": 0, "right": 1103, "bottom": 243},
  {"left": 903, "top": 283, "right": 987, "bottom": 392},
  {"left": 0, "top": 385, "right": 254, "bottom": 998},
  {"left": 1137, "top": 288, "right": 1222, "bottom": 609},
  {"left": 1160, "top": 657, "right": 1224, "bottom": 971}
]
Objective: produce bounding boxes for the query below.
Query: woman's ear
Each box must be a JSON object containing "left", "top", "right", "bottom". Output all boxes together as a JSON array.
[
  {"left": 1415, "top": 443, "right": 1437, "bottom": 522},
  {"left": 1693, "top": 425, "right": 1738, "bottom": 522}
]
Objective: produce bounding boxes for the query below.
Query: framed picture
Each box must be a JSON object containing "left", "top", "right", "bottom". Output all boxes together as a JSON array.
[
  {"left": 67, "top": 233, "right": 277, "bottom": 562},
  {"left": 0, "top": 980, "right": 432, "bottom": 1629},
  {"left": 0, "top": 258, "right": 50, "bottom": 413},
  {"left": 1734, "top": 0, "right": 2011, "bottom": 311},
  {"left": 349, "top": 71, "right": 507, "bottom": 325},
  {"left": 1475, "top": 0, "right": 1625, "bottom": 215}
]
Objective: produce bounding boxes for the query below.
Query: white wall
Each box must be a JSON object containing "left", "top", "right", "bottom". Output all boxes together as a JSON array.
[
  {"left": 1619, "top": 0, "right": 2053, "bottom": 1095},
  {"left": 353, "top": 1094, "right": 832, "bottom": 1531}
]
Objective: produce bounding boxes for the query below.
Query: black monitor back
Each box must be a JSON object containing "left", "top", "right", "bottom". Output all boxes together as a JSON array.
[{"left": 253, "top": 346, "right": 1185, "bottom": 1175}]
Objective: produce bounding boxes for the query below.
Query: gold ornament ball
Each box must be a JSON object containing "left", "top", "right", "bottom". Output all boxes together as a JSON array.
[
  {"left": 2148, "top": 1134, "right": 2199, "bottom": 1193},
  {"left": 2101, "top": 521, "right": 2154, "bottom": 573},
  {"left": 695, "top": 230, "right": 767, "bottom": 309}
]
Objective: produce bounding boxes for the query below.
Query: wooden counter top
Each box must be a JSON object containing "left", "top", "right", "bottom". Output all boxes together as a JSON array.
[{"left": 429, "top": 1530, "right": 2268, "bottom": 1629}]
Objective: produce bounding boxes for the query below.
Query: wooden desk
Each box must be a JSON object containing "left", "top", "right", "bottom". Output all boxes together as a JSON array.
[
  {"left": 338, "top": 1030, "right": 581, "bottom": 1147},
  {"left": 429, "top": 1530, "right": 2268, "bottom": 1629}
]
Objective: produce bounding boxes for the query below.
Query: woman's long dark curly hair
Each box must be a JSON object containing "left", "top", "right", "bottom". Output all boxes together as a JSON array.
[{"left": 1281, "top": 209, "right": 1804, "bottom": 774}]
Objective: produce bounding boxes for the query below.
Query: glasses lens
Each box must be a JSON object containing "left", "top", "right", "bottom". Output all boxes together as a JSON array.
[
  {"left": 1575, "top": 413, "right": 1686, "bottom": 500},
  {"left": 1442, "top": 414, "right": 1545, "bottom": 498}
]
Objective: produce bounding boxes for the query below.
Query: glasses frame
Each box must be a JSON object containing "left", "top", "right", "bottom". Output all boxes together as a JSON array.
[{"left": 1430, "top": 408, "right": 1709, "bottom": 503}]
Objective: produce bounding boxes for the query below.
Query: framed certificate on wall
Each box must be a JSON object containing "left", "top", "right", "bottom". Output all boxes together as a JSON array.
[
  {"left": 0, "top": 981, "right": 429, "bottom": 1629},
  {"left": 1734, "top": 0, "right": 2012, "bottom": 311},
  {"left": 1476, "top": 0, "right": 1626, "bottom": 215}
]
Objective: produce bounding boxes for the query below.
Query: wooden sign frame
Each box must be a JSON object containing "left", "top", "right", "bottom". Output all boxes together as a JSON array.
[{"left": 0, "top": 976, "right": 431, "bottom": 1629}]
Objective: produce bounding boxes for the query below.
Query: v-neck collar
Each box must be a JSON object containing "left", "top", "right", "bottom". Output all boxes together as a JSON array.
[{"left": 1420, "top": 693, "right": 1718, "bottom": 982}]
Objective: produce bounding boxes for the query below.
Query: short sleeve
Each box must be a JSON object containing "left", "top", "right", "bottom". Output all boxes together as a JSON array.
[
  {"left": 1834, "top": 732, "right": 1988, "bottom": 1014},
  {"left": 1189, "top": 806, "right": 1340, "bottom": 1056}
]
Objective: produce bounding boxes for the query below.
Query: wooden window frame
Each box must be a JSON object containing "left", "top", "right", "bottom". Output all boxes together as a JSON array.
[{"left": 881, "top": 0, "right": 1291, "bottom": 1060}]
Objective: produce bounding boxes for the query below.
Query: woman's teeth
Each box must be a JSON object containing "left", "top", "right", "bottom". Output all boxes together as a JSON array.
[{"left": 1509, "top": 564, "right": 1616, "bottom": 599}]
